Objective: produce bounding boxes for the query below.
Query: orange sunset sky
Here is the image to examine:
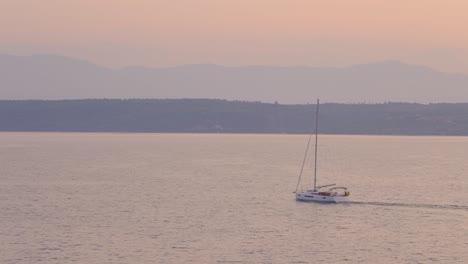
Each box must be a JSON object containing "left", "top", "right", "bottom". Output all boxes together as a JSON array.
[{"left": 1, "top": 0, "right": 468, "bottom": 73}]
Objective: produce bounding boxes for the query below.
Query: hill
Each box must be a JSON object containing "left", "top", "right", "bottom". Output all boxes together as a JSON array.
[{"left": 1, "top": 54, "right": 468, "bottom": 103}]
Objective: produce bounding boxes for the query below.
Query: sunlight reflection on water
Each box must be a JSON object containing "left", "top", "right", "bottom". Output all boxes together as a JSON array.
[{"left": 0, "top": 133, "right": 467, "bottom": 263}]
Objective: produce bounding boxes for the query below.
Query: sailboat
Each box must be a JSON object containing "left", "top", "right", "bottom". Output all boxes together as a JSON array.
[{"left": 295, "top": 99, "right": 350, "bottom": 203}]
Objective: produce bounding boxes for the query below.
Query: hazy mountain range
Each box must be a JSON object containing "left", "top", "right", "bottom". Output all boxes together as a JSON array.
[{"left": 1, "top": 54, "right": 468, "bottom": 103}]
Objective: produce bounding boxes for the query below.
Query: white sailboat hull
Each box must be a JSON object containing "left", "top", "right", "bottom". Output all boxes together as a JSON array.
[{"left": 296, "top": 191, "right": 349, "bottom": 203}]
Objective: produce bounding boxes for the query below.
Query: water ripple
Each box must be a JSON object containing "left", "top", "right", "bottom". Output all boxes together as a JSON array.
[{"left": 344, "top": 201, "right": 468, "bottom": 211}]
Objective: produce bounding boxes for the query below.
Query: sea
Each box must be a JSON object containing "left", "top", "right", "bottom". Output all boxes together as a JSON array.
[{"left": 0, "top": 132, "right": 467, "bottom": 263}]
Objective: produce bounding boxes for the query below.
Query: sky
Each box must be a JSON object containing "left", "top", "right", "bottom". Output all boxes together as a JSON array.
[{"left": 1, "top": 0, "right": 468, "bottom": 73}]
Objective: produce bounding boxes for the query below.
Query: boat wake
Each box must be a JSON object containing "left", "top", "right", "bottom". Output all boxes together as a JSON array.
[{"left": 342, "top": 201, "right": 468, "bottom": 211}]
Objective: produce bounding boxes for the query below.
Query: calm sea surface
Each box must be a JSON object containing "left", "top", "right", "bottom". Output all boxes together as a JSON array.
[{"left": 0, "top": 133, "right": 467, "bottom": 264}]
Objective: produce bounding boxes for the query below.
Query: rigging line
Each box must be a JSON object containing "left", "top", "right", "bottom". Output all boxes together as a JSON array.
[
  {"left": 313, "top": 99, "right": 319, "bottom": 191},
  {"left": 295, "top": 133, "right": 313, "bottom": 193}
]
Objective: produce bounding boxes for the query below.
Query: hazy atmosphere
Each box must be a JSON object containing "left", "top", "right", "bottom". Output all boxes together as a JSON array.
[
  {"left": 1, "top": 0, "right": 468, "bottom": 73},
  {"left": 1, "top": 1, "right": 468, "bottom": 264}
]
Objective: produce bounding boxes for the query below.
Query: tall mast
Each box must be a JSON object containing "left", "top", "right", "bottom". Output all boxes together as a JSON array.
[{"left": 314, "top": 99, "right": 319, "bottom": 191}]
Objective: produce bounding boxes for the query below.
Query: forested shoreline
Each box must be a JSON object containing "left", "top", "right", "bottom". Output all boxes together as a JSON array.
[{"left": 1, "top": 99, "right": 468, "bottom": 135}]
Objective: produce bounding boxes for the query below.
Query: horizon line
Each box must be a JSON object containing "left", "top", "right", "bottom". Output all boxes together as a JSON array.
[{"left": 0, "top": 97, "right": 466, "bottom": 105}]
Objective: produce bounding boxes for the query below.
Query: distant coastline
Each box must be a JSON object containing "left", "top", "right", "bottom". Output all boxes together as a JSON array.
[{"left": 2, "top": 99, "right": 468, "bottom": 136}]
